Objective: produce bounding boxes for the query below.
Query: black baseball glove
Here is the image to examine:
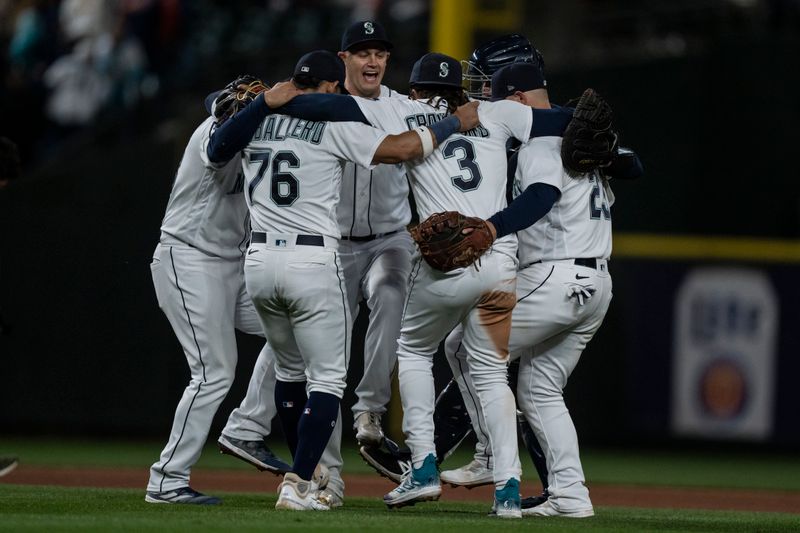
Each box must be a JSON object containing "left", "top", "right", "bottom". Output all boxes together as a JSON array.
[{"left": 561, "top": 88, "right": 619, "bottom": 175}]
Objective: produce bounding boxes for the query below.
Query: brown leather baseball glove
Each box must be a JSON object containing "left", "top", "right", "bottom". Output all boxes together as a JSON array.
[{"left": 410, "top": 211, "right": 495, "bottom": 272}]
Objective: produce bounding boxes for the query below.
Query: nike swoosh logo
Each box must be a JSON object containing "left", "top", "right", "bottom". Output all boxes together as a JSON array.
[
  {"left": 248, "top": 249, "right": 258, "bottom": 255},
  {"left": 575, "top": 274, "right": 590, "bottom": 280}
]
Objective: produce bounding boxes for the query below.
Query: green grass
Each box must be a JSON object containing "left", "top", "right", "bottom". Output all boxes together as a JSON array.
[
  {"left": 3, "top": 437, "right": 800, "bottom": 491},
  {"left": 1, "top": 485, "right": 799, "bottom": 533}
]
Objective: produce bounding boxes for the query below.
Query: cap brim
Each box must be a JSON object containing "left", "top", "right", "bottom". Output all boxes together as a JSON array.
[
  {"left": 409, "top": 80, "right": 463, "bottom": 89},
  {"left": 345, "top": 39, "right": 394, "bottom": 52},
  {"left": 204, "top": 90, "right": 222, "bottom": 114}
]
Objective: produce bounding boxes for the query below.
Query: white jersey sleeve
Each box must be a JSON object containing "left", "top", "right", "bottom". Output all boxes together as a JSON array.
[
  {"left": 481, "top": 99, "right": 533, "bottom": 144},
  {"left": 352, "top": 96, "right": 410, "bottom": 135},
  {"left": 323, "top": 121, "right": 388, "bottom": 169}
]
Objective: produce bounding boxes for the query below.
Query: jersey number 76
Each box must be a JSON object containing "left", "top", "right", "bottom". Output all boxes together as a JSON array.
[{"left": 247, "top": 150, "right": 300, "bottom": 206}]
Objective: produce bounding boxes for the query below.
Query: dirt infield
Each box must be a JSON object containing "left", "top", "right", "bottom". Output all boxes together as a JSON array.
[{"left": 3, "top": 465, "right": 799, "bottom": 514}]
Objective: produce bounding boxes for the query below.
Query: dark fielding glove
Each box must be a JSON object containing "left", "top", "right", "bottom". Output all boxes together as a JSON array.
[
  {"left": 410, "top": 211, "right": 495, "bottom": 272},
  {"left": 561, "top": 88, "right": 619, "bottom": 175}
]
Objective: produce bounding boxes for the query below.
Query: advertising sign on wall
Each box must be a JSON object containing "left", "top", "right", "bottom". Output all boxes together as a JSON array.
[{"left": 671, "top": 268, "right": 778, "bottom": 440}]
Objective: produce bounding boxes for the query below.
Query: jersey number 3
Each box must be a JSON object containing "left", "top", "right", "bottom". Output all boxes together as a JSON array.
[
  {"left": 443, "top": 138, "right": 483, "bottom": 192},
  {"left": 247, "top": 150, "right": 300, "bottom": 206}
]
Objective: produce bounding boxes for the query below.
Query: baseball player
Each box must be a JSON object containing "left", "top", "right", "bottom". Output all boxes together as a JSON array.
[
  {"left": 444, "top": 63, "right": 643, "bottom": 517},
  {"left": 336, "top": 19, "right": 413, "bottom": 452},
  {"left": 206, "top": 50, "right": 478, "bottom": 511},
  {"left": 356, "top": 34, "right": 552, "bottom": 506},
  {"left": 145, "top": 76, "right": 290, "bottom": 505},
  {"left": 210, "top": 21, "right": 431, "bottom": 508}
]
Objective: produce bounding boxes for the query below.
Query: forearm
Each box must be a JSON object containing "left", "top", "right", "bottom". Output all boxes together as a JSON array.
[
  {"left": 207, "top": 96, "right": 272, "bottom": 163},
  {"left": 372, "top": 115, "right": 462, "bottom": 164},
  {"left": 487, "top": 183, "right": 560, "bottom": 238}
]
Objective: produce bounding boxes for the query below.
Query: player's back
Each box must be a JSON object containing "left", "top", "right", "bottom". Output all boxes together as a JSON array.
[
  {"left": 354, "top": 96, "right": 532, "bottom": 257},
  {"left": 160, "top": 116, "right": 249, "bottom": 260},
  {"left": 514, "top": 136, "right": 614, "bottom": 265},
  {"left": 242, "top": 114, "right": 387, "bottom": 239},
  {"left": 355, "top": 97, "right": 531, "bottom": 219}
]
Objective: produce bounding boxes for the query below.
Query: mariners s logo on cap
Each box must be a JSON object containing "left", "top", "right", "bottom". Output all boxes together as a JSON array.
[
  {"left": 364, "top": 21, "right": 374, "bottom": 34},
  {"left": 439, "top": 62, "right": 449, "bottom": 78}
]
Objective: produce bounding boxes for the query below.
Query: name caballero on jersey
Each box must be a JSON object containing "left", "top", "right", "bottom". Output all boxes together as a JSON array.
[
  {"left": 252, "top": 116, "right": 326, "bottom": 145},
  {"left": 404, "top": 112, "right": 490, "bottom": 138}
]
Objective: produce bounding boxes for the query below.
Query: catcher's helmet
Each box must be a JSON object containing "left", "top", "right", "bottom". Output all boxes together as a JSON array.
[
  {"left": 212, "top": 74, "right": 268, "bottom": 123},
  {"left": 462, "top": 34, "right": 545, "bottom": 100}
]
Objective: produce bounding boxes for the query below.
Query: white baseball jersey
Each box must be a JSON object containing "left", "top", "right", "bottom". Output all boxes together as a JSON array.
[
  {"left": 514, "top": 136, "right": 614, "bottom": 266},
  {"left": 354, "top": 97, "right": 533, "bottom": 258},
  {"left": 159, "top": 117, "right": 250, "bottom": 260},
  {"left": 338, "top": 85, "right": 411, "bottom": 236},
  {"left": 241, "top": 114, "right": 388, "bottom": 239}
]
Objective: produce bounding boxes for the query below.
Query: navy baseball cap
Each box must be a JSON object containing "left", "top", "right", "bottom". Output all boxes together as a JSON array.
[
  {"left": 341, "top": 20, "right": 393, "bottom": 52},
  {"left": 490, "top": 62, "right": 546, "bottom": 101},
  {"left": 409, "top": 53, "right": 462, "bottom": 89},
  {"left": 293, "top": 50, "right": 346, "bottom": 86}
]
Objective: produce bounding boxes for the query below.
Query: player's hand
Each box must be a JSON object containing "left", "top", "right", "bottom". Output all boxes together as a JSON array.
[
  {"left": 263, "top": 81, "right": 303, "bottom": 108},
  {"left": 453, "top": 101, "right": 480, "bottom": 132}
]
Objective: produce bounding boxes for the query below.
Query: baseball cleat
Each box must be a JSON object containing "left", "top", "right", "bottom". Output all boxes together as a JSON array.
[
  {"left": 358, "top": 444, "right": 407, "bottom": 483},
  {"left": 383, "top": 454, "right": 441, "bottom": 509},
  {"left": 523, "top": 499, "right": 594, "bottom": 518},
  {"left": 0, "top": 457, "right": 19, "bottom": 478},
  {"left": 145, "top": 486, "right": 221, "bottom": 505},
  {"left": 217, "top": 435, "right": 291, "bottom": 475},
  {"left": 275, "top": 472, "right": 330, "bottom": 511},
  {"left": 353, "top": 412, "right": 384, "bottom": 446},
  {"left": 316, "top": 488, "right": 344, "bottom": 508},
  {"left": 489, "top": 478, "right": 521, "bottom": 519},
  {"left": 521, "top": 489, "right": 549, "bottom": 510},
  {"left": 440, "top": 458, "right": 493, "bottom": 488}
]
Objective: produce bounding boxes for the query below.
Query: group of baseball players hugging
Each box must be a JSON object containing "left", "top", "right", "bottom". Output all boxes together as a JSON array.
[{"left": 144, "top": 19, "right": 643, "bottom": 518}]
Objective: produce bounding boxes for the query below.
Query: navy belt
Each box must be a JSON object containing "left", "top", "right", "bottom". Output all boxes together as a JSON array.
[
  {"left": 574, "top": 258, "right": 597, "bottom": 269},
  {"left": 341, "top": 229, "right": 400, "bottom": 242},
  {"left": 528, "top": 258, "right": 598, "bottom": 269},
  {"left": 251, "top": 232, "right": 324, "bottom": 247}
]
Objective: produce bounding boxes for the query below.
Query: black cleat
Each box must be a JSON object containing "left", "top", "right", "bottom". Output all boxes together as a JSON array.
[{"left": 218, "top": 435, "right": 291, "bottom": 475}]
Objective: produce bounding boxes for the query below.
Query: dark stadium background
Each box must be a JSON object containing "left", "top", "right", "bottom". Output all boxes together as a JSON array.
[{"left": 1, "top": 0, "right": 798, "bottom": 453}]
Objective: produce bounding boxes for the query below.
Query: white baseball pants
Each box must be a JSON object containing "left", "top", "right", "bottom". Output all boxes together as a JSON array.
[
  {"left": 398, "top": 249, "right": 521, "bottom": 488},
  {"left": 147, "top": 242, "right": 265, "bottom": 493}
]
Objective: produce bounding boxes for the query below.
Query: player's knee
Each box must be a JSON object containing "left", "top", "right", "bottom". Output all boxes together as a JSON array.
[{"left": 369, "top": 277, "right": 406, "bottom": 309}]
